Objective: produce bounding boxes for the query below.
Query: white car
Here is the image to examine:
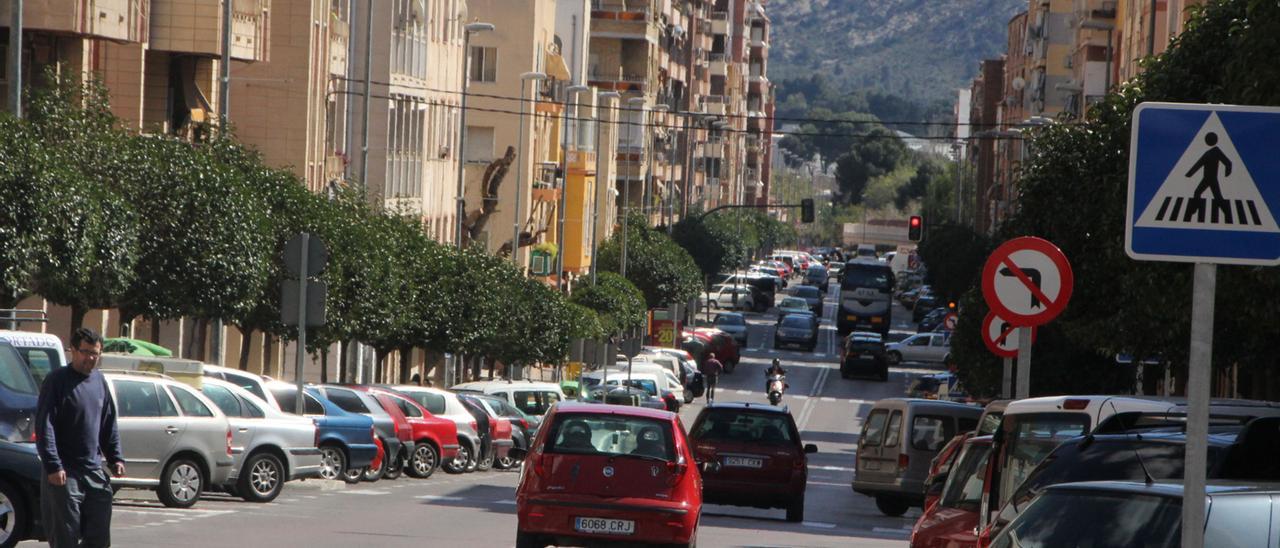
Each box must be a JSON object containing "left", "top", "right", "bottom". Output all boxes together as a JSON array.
[
  {"left": 388, "top": 385, "right": 484, "bottom": 474},
  {"left": 449, "top": 379, "right": 565, "bottom": 417},
  {"left": 198, "top": 378, "right": 322, "bottom": 502},
  {"left": 710, "top": 285, "right": 754, "bottom": 310},
  {"left": 885, "top": 332, "right": 951, "bottom": 364},
  {"left": 203, "top": 364, "right": 282, "bottom": 411}
]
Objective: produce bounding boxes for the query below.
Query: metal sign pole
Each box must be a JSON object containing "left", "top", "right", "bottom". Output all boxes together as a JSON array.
[
  {"left": 294, "top": 233, "right": 309, "bottom": 416},
  {"left": 1015, "top": 326, "right": 1032, "bottom": 399},
  {"left": 1182, "top": 263, "right": 1215, "bottom": 548},
  {"left": 1001, "top": 357, "right": 1013, "bottom": 399}
]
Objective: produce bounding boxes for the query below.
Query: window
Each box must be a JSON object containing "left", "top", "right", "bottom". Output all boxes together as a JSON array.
[
  {"left": 114, "top": 380, "right": 165, "bottom": 418},
  {"left": 990, "top": 492, "right": 1181, "bottom": 548},
  {"left": 862, "top": 409, "right": 889, "bottom": 447},
  {"left": 512, "top": 391, "right": 559, "bottom": 416},
  {"left": 0, "top": 345, "right": 37, "bottom": 395},
  {"left": 884, "top": 411, "right": 903, "bottom": 447},
  {"left": 394, "top": 397, "right": 423, "bottom": 418},
  {"left": 202, "top": 384, "right": 243, "bottom": 417},
  {"left": 464, "top": 126, "right": 495, "bottom": 162},
  {"left": 909, "top": 336, "right": 930, "bottom": 346},
  {"left": 15, "top": 347, "right": 57, "bottom": 386},
  {"left": 224, "top": 372, "right": 268, "bottom": 403},
  {"left": 940, "top": 443, "right": 991, "bottom": 511},
  {"left": 170, "top": 386, "right": 214, "bottom": 417},
  {"left": 469, "top": 46, "right": 497, "bottom": 82},
  {"left": 238, "top": 396, "right": 265, "bottom": 418},
  {"left": 693, "top": 411, "right": 796, "bottom": 445},
  {"left": 911, "top": 415, "right": 956, "bottom": 451},
  {"left": 271, "top": 388, "right": 326, "bottom": 416},
  {"left": 407, "top": 391, "right": 447, "bottom": 415},
  {"left": 325, "top": 389, "right": 370, "bottom": 414},
  {"left": 546, "top": 414, "right": 675, "bottom": 461}
]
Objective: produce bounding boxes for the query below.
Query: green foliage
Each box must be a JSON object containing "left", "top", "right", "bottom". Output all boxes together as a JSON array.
[
  {"left": 916, "top": 224, "right": 990, "bottom": 303},
  {"left": 569, "top": 272, "right": 646, "bottom": 335},
  {"left": 834, "top": 128, "right": 911, "bottom": 204},
  {"left": 597, "top": 212, "right": 702, "bottom": 308},
  {"left": 0, "top": 117, "right": 56, "bottom": 307},
  {"left": 672, "top": 213, "right": 752, "bottom": 282}
]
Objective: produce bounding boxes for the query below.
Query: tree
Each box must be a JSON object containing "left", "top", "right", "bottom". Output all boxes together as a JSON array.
[
  {"left": 0, "top": 118, "right": 55, "bottom": 310},
  {"left": 915, "top": 224, "right": 990, "bottom": 303},
  {"left": 569, "top": 272, "right": 646, "bottom": 335},
  {"left": 672, "top": 212, "right": 752, "bottom": 282},
  {"left": 596, "top": 213, "right": 702, "bottom": 309},
  {"left": 834, "top": 127, "right": 910, "bottom": 204}
]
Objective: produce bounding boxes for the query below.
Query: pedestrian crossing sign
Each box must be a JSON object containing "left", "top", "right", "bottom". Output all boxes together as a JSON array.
[{"left": 1127, "top": 102, "right": 1280, "bottom": 265}]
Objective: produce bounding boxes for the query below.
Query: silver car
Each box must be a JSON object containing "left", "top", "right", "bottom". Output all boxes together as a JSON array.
[
  {"left": 199, "top": 378, "right": 321, "bottom": 502},
  {"left": 106, "top": 372, "right": 234, "bottom": 508},
  {"left": 389, "top": 386, "right": 482, "bottom": 474}
]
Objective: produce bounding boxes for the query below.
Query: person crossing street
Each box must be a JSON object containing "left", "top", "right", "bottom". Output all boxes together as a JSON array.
[{"left": 700, "top": 353, "right": 724, "bottom": 403}]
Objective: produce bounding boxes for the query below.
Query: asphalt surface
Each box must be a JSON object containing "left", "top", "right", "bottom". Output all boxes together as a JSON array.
[{"left": 28, "top": 282, "right": 943, "bottom": 547}]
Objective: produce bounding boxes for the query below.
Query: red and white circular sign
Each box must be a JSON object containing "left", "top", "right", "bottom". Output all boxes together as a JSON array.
[
  {"left": 982, "top": 237, "right": 1074, "bottom": 327},
  {"left": 981, "top": 311, "right": 1036, "bottom": 358},
  {"left": 942, "top": 313, "right": 958, "bottom": 331}
]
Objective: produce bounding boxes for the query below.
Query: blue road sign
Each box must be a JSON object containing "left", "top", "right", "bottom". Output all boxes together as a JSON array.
[{"left": 1127, "top": 102, "right": 1280, "bottom": 265}]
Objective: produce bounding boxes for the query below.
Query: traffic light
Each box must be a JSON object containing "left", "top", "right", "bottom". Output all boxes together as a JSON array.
[
  {"left": 908, "top": 215, "right": 923, "bottom": 241},
  {"left": 800, "top": 199, "right": 815, "bottom": 223}
]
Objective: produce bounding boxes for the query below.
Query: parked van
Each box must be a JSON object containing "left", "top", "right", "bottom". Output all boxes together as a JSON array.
[
  {"left": 449, "top": 380, "right": 565, "bottom": 418},
  {"left": 853, "top": 398, "right": 982, "bottom": 516},
  {"left": 0, "top": 330, "right": 66, "bottom": 385}
]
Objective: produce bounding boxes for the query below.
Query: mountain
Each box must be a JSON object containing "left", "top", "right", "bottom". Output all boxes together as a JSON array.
[{"left": 767, "top": 0, "right": 1027, "bottom": 106}]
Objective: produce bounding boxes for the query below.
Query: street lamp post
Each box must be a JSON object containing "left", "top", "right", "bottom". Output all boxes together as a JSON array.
[
  {"left": 555, "top": 84, "right": 591, "bottom": 291},
  {"left": 512, "top": 71, "right": 548, "bottom": 268},
  {"left": 453, "top": 22, "right": 495, "bottom": 250},
  {"left": 590, "top": 91, "right": 620, "bottom": 285}
]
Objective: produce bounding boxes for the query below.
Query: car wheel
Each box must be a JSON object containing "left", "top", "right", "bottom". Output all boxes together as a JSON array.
[
  {"left": 684, "top": 388, "right": 694, "bottom": 404},
  {"left": 382, "top": 449, "right": 404, "bottom": 480},
  {"left": 476, "top": 451, "right": 495, "bottom": 472},
  {"left": 442, "top": 444, "right": 471, "bottom": 475},
  {"left": 318, "top": 445, "right": 346, "bottom": 481},
  {"left": 407, "top": 443, "right": 439, "bottom": 479},
  {"left": 879, "top": 368, "right": 890, "bottom": 382},
  {"left": 786, "top": 495, "right": 805, "bottom": 523},
  {"left": 887, "top": 351, "right": 902, "bottom": 365},
  {"left": 0, "top": 479, "right": 29, "bottom": 548},
  {"left": 158, "top": 457, "right": 203, "bottom": 508},
  {"left": 362, "top": 451, "right": 385, "bottom": 482},
  {"left": 341, "top": 466, "right": 365, "bottom": 484},
  {"left": 515, "top": 530, "right": 546, "bottom": 548},
  {"left": 237, "top": 452, "right": 284, "bottom": 503},
  {"left": 875, "top": 496, "right": 910, "bottom": 517}
]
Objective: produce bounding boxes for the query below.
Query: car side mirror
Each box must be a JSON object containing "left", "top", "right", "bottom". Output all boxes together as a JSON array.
[
  {"left": 507, "top": 447, "right": 528, "bottom": 462},
  {"left": 804, "top": 443, "right": 818, "bottom": 454}
]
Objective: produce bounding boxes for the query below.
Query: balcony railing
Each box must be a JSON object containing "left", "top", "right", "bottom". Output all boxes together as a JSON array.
[
  {"left": 709, "top": 11, "right": 729, "bottom": 34},
  {"left": 588, "top": 69, "right": 649, "bottom": 84}
]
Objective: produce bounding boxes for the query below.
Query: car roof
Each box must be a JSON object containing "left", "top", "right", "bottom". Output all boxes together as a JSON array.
[
  {"left": 450, "top": 380, "right": 562, "bottom": 391},
  {"left": 701, "top": 401, "right": 789, "bottom": 414},
  {"left": 1063, "top": 430, "right": 1239, "bottom": 447},
  {"left": 872, "top": 397, "right": 982, "bottom": 412},
  {"left": 1046, "top": 480, "right": 1280, "bottom": 498},
  {"left": 0, "top": 330, "right": 64, "bottom": 349},
  {"left": 552, "top": 401, "right": 676, "bottom": 420}
]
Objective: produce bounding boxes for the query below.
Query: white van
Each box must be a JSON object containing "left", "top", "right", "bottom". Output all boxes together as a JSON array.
[
  {"left": 450, "top": 380, "right": 565, "bottom": 417},
  {"left": 0, "top": 330, "right": 67, "bottom": 385}
]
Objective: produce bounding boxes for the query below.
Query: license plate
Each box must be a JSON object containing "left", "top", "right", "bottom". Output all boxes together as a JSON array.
[
  {"left": 724, "top": 456, "right": 764, "bottom": 468},
  {"left": 575, "top": 517, "right": 635, "bottom": 535},
  {"left": 863, "top": 460, "right": 881, "bottom": 471}
]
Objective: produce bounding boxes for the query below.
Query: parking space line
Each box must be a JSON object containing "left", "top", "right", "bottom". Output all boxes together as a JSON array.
[
  {"left": 872, "top": 527, "right": 911, "bottom": 536},
  {"left": 802, "top": 521, "right": 837, "bottom": 529},
  {"left": 810, "top": 465, "right": 856, "bottom": 472},
  {"left": 416, "top": 495, "right": 463, "bottom": 501}
]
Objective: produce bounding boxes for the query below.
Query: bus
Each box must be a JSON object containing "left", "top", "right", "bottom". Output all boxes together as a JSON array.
[{"left": 837, "top": 259, "right": 895, "bottom": 336}]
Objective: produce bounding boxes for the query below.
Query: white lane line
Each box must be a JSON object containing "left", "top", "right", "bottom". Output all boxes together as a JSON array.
[
  {"left": 820, "top": 397, "right": 835, "bottom": 402},
  {"left": 872, "top": 527, "right": 911, "bottom": 535},
  {"left": 416, "top": 495, "right": 464, "bottom": 501},
  {"left": 344, "top": 490, "right": 390, "bottom": 496},
  {"left": 807, "top": 481, "right": 850, "bottom": 487},
  {"left": 495, "top": 500, "right": 517, "bottom": 505},
  {"left": 803, "top": 521, "right": 838, "bottom": 529},
  {"left": 810, "top": 465, "right": 856, "bottom": 472},
  {"left": 736, "top": 390, "right": 751, "bottom": 395}
]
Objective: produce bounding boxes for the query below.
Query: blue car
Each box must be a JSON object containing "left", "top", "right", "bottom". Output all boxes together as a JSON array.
[
  {"left": 0, "top": 341, "right": 38, "bottom": 444},
  {"left": 0, "top": 439, "right": 44, "bottom": 547},
  {"left": 267, "top": 383, "right": 377, "bottom": 484}
]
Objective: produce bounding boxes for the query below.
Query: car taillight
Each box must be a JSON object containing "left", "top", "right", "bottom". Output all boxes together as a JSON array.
[
  {"left": 1063, "top": 398, "right": 1089, "bottom": 410},
  {"left": 519, "top": 419, "right": 529, "bottom": 430},
  {"left": 393, "top": 420, "right": 400, "bottom": 437},
  {"left": 898, "top": 453, "right": 910, "bottom": 471},
  {"left": 370, "top": 426, "right": 377, "bottom": 442},
  {"left": 226, "top": 429, "right": 233, "bottom": 457}
]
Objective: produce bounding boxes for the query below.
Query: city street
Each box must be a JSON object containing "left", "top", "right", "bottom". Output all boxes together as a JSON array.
[{"left": 40, "top": 284, "right": 939, "bottom": 548}]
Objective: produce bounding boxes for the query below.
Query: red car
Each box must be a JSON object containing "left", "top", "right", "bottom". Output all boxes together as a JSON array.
[
  {"left": 688, "top": 328, "right": 740, "bottom": 371},
  {"left": 346, "top": 385, "right": 415, "bottom": 479},
  {"left": 688, "top": 402, "right": 817, "bottom": 522},
  {"left": 513, "top": 402, "right": 702, "bottom": 548},
  {"left": 910, "top": 435, "right": 992, "bottom": 548},
  {"left": 369, "top": 388, "right": 460, "bottom": 479},
  {"left": 923, "top": 432, "right": 972, "bottom": 510}
]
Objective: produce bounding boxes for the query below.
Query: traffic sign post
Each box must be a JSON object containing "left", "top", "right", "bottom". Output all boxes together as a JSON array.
[
  {"left": 282, "top": 232, "right": 328, "bottom": 416},
  {"left": 1122, "top": 102, "right": 1280, "bottom": 548},
  {"left": 981, "top": 237, "right": 1073, "bottom": 399},
  {"left": 981, "top": 311, "right": 1036, "bottom": 398}
]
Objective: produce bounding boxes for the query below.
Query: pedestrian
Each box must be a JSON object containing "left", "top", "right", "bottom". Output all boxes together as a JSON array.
[
  {"left": 36, "top": 327, "right": 125, "bottom": 548},
  {"left": 700, "top": 353, "right": 724, "bottom": 403}
]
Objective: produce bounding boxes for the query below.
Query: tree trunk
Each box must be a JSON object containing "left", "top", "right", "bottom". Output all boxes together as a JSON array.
[
  {"left": 338, "top": 341, "right": 348, "bottom": 383},
  {"left": 237, "top": 325, "right": 253, "bottom": 371},
  {"left": 320, "top": 347, "right": 329, "bottom": 384},
  {"left": 69, "top": 305, "right": 88, "bottom": 341},
  {"left": 469, "top": 355, "right": 481, "bottom": 382},
  {"left": 399, "top": 346, "right": 412, "bottom": 384},
  {"left": 150, "top": 318, "right": 161, "bottom": 345},
  {"left": 462, "top": 146, "right": 517, "bottom": 247},
  {"left": 192, "top": 318, "right": 208, "bottom": 361},
  {"left": 487, "top": 358, "right": 496, "bottom": 381},
  {"left": 264, "top": 334, "right": 276, "bottom": 377}
]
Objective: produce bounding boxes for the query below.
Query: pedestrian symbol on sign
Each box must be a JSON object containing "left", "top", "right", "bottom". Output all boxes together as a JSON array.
[{"left": 1135, "top": 112, "right": 1279, "bottom": 232}]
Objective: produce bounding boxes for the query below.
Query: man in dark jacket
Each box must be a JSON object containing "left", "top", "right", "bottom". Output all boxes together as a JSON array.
[
  {"left": 700, "top": 353, "right": 724, "bottom": 403},
  {"left": 36, "top": 327, "right": 125, "bottom": 548}
]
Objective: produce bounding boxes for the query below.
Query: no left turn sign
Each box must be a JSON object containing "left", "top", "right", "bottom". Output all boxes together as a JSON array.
[
  {"left": 982, "top": 236, "right": 1074, "bottom": 326},
  {"left": 942, "top": 313, "right": 958, "bottom": 331},
  {"left": 982, "top": 311, "right": 1035, "bottom": 358}
]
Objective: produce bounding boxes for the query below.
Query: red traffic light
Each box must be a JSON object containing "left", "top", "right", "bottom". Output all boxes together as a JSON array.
[
  {"left": 908, "top": 215, "right": 923, "bottom": 241},
  {"left": 910, "top": 216, "right": 921, "bottom": 227}
]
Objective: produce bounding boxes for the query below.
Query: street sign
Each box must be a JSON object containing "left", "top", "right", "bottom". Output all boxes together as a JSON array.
[
  {"left": 619, "top": 335, "right": 643, "bottom": 359},
  {"left": 284, "top": 233, "right": 329, "bottom": 279},
  {"left": 941, "top": 313, "right": 958, "bottom": 331},
  {"left": 1126, "top": 103, "right": 1280, "bottom": 265},
  {"left": 981, "top": 312, "right": 1034, "bottom": 358},
  {"left": 280, "top": 280, "right": 327, "bottom": 327},
  {"left": 981, "top": 236, "right": 1074, "bottom": 327}
]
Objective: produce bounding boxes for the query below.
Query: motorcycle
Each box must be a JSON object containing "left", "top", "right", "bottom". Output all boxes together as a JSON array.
[{"left": 767, "top": 373, "right": 787, "bottom": 406}]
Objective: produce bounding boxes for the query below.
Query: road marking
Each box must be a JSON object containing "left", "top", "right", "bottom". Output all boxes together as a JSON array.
[
  {"left": 872, "top": 527, "right": 911, "bottom": 536},
  {"left": 416, "top": 495, "right": 463, "bottom": 501},
  {"left": 810, "top": 465, "right": 856, "bottom": 472},
  {"left": 495, "top": 500, "right": 517, "bottom": 505},
  {"left": 820, "top": 397, "right": 835, "bottom": 402},
  {"left": 736, "top": 390, "right": 751, "bottom": 395},
  {"left": 345, "top": 490, "right": 390, "bottom": 496},
  {"left": 803, "top": 521, "right": 838, "bottom": 529},
  {"left": 795, "top": 364, "right": 830, "bottom": 430},
  {"left": 806, "top": 481, "right": 850, "bottom": 487}
]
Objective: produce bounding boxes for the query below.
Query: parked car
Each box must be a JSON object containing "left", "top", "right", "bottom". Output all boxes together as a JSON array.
[
  {"left": 450, "top": 380, "right": 565, "bottom": 418},
  {"left": 512, "top": 403, "right": 702, "bottom": 548},
  {"left": 853, "top": 398, "right": 982, "bottom": 516},
  {"left": 790, "top": 285, "right": 824, "bottom": 316},
  {"left": 713, "top": 312, "right": 749, "bottom": 347},
  {"left": 0, "top": 330, "right": 66, "bottom": 386},
  {"left": 910, "top": 435, "right": 991, "bottom": 548},
  {"left": 387, "top": 385, "right": 483, "bottom": 475},
  {"left": 841, "top": 331, "right": 889, "bottom": 381},
  {"left": 688, "top": 402, "right": 817, "bottom": 522},
  {"left": 580, "top": 369, "right": 682, "bottom": 411},
  {"left": 0, "top": 341, "right": 38, "bottom": 443},
  {"left": 774, "top": 313, "right": 819, "bottom": 352},
  {"left": 775, "top": 296, "right": 811, "bottom": 317},
  {"left": 886, "top": 333, "right": 952, "bottom": 364},
  {"left": 456, "top": 393, "right": 514, "bottom": 472},
  {"left": 709, "top": 284, "right": 754, "bottom": 311},
  {"left": 314, "top": 385, "right": 406, "bottom": 482},
  {"left": 826, "top": 261, "right": 844, "bottom": 282},
  {"left": 344, "top": 385, "right": 417, "bottom": 480},
  {"left": 804, "top": 265, "right": 828, "bottom": 287},
  {"left": 198, "top": 378, "right": 321, "bottom": 502},
  {"left": 105, "top": 371, "right": 234, "bottom": 508},
  {"left": 917, "top": 308, "right": 949, "bottom": 333},
  {"left": 267, "top": 382, "right": 377, "bottom": 484},
  {"left": 469, "top": 393, "right": 536, "bottom": 469},
  {"left": 922, "top": 432, "right": 974, "bottom": 510},
  {"left": 366, "top": 387, "right": 459, "bottom": 478},
  {"left": 581, "top": 385, "right": 668, "bottom": 410},
  {"left": 989, "top": 481, "right": 1280, "bottom": 548},
  {"left": 202, "top": 364, "right": 282, "bottom": 410},
  {"left": 913, "top": 296, "right": 940, "bottom": 322},
  {"left": 0, "top": 438, "right": 44, "bottom": 547}
]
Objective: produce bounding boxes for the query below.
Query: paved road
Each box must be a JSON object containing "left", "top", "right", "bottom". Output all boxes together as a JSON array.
[{"left": 28, "top": 282, "right": 944, "bottom": 547}]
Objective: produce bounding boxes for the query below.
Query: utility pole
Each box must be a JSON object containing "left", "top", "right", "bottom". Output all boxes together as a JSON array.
[
  {"left": 7, "top": 0, "right": 22, "bottom": 117},
  {"left": 211, "top": 0, "right": 234, "bottom": 367},
  {"left": 359, "top": 0, "right": 373, "bottom": 202}
]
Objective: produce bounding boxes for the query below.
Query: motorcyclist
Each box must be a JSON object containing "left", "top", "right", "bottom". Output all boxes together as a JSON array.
[{"left": 764, "top": 359, "right": 788, "bottom": 392}]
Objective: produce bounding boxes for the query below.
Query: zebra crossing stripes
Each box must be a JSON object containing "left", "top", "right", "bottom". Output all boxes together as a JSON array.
[{"left": 1153, "top": 196, "right": 1263, "bottom": 226}]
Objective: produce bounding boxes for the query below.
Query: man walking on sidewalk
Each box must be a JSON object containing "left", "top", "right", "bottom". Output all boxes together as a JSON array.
[
  {"left": 36, "top": 328, "right": 126, "bottom": 548},
  {"left": 700, "top": 353, "right": 724, "bottom": 403}
]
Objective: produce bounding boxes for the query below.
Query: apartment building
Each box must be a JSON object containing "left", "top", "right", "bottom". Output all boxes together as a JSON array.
[
  {"left": 1024, "top": 0, "right": 1073, "bottom": 119},
  {"left": 993, "top": 11, "right": 1029, "bottom": 228},
  {"left": 1066, "top": 0, "right": 1117, "bottom": 118},
  {"left": 744, "top": 0, "right": 771, "bottom": 207},
  {"left": 968, "top": 58, "right": 1004, "bottom": 234}
]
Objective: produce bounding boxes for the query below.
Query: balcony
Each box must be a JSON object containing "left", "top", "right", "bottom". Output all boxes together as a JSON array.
[
  {"left": 709, "top": 11, "right": 729, "bottom": 35},
  {"left": 591, "top": 0, "right": 658, "bottom": 41},
  {"left": 701, "top": 94, "right": 726, "bottom": 115},
  {"left": 700, "top": 141, "right": 724, "bottom": 159},
  {"left": 4, "top": 0, "right": 147, "bottom": 43},
  {"left": 709, "top": 52, "right": 728, "bottom": 76},
  {"left": 592, "top": 0, "right": 652, "bottom": 18},
  {"left": 329, "top": 15, "right": 349, "bottom": 77},
  {"left": 749, "top": 63, "right": 767, "bottom": 83},
  {"left": 587, "top": 67, "right": 651, "bottom": 93},
  {"left": 1074, "top": 0, "right": 1116, "bottom": 21},
  {"left": 750, "top": 27, "right": 768, "bottom": 48},
  {"left": 150, "top": 0, "right": 269, "bottom": 61}
]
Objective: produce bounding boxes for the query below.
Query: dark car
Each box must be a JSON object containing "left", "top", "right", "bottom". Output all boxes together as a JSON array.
[
  {"left": 689, "top": 403, "right": 818, "bottom": 522},
  {"left": 0, "top": 341, "right": 37, "bottom": 444},
  {"left": 0, "top": 439, "right": 44, "bottom": 547},
  {"left": 774, "top": 313, "right": 819, "bottom": 352},
  {"left": 917, "top": 308, "right": 949, "bottom": 333},
  {"left": 713, "top": 313, "right": 749, "bottom": 346},
  {"left": 267, "top": 383, "right": 378, "bottom": 484},
  {"left": 913, "top": 296, "right": 940, "bottom": 323},
  {"left": 456, "top": 393, "right": 514, "bottom": 471},
  {"left": 471, "top": 393, "right": 536, "bottom": 470},
  {"left": 840, "top": 331, "right": 888, "bottom": 381},
  {"left": 790, "top": 285, "right": 824, "bottom": 316},
  {"left": 804, "top": 265, "right": 828, "bottom": 287},
  {"left": 315, "top": 385, "right": 406, "bottom": 482}
]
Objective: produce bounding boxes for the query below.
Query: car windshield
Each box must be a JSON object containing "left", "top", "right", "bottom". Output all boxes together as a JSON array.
[
  {"left": 781, "top": 316, "right": 812, "bottom": 329},
  {"left": 842, "top": 264, "right": 894, "bottom": 290},
  {"left": 693, "top": 410, "right": 796, "bottom": 445},
  {"left": 780, "top": 298, "right": 807, "bottom": 308},
  {"left": 793, "top": 287, "right": 819, "bottom": 298},
  {"left": 545, "top": 414, "right": 676, "bottom": 461},
  {"left": 714, "top": 315, "right": 745, "bottom": 326},
  {"left": 998, "top": 413, "right": 1091, "bottom": 505},
  {"left": 940, "top": 443, "right": 991, "bottom": 511},
  {"left": 0, "top": 345, "right": 38, "bottom": 395},
  {"left": 990, "top": 491, "right": 1181, "bottom": 548}
]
